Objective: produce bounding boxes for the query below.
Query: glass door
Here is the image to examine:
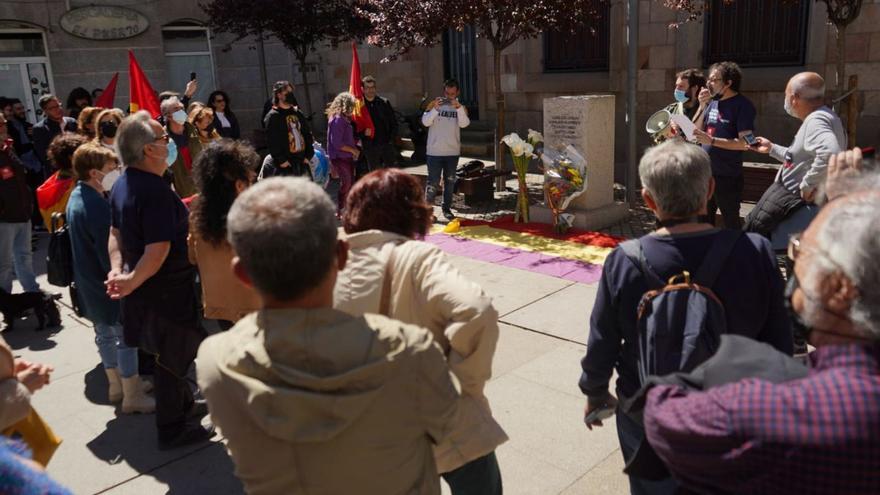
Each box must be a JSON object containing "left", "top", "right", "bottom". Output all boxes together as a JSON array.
[{"left": 0, "top": 31, "right": 53, "bottom": 123}]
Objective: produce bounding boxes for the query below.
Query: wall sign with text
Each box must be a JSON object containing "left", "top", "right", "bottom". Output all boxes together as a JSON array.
[{"left": 60, "top": 6, "right": 149, "bottom": 41}]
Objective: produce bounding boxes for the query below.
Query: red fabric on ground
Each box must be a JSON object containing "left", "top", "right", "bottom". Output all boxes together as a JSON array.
[{"left": 457, "top": 215, "right": 624, "bottom": 248}]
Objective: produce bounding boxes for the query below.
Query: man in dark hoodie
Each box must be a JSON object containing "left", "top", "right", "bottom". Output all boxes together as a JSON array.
[
  {"left": 196, "top": 177, "right": 459, "bottom": 495},
  {"left": 261, "top": 81, "right": 314, "bottom": 178}
]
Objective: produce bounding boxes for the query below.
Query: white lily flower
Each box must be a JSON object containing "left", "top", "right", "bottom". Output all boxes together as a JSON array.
[{"left": 527, "top": 129, "right": 544, "bottom": 143}]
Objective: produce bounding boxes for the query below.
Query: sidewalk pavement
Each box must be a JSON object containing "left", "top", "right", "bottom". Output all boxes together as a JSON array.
[{"left": 5, "top": 169, "right": 653, "bottom": 494}]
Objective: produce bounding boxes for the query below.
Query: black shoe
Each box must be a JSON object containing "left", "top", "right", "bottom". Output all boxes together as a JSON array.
[
  {"left": 442, "top": 208, "right": 455, "bottom": 221},
  {"left": 186, "top": 399, "right": 209, "bottom": 420},
  {"left": 158, "top": 422, "right": 216, "bottom": 451}
]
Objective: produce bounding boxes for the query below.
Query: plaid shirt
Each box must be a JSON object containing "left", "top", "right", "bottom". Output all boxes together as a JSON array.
[{"left": 644, "top": 343, "right": 880, "bottom": 495}]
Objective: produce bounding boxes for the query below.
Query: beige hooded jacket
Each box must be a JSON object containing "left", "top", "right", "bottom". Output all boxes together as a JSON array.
[
  {"left": 196, "top": 308, "right": 459, "bottom": 495},
  {"left": 334, "top": 229, "right": 508, "bottom": 473}
]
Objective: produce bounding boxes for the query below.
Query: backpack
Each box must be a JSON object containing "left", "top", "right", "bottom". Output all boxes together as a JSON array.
[
  {"left": 620, "top": 229, "right": 742, "bottom": 382},
  {"left": 46, "top": 212, "right": 73, "bottom": 287}
]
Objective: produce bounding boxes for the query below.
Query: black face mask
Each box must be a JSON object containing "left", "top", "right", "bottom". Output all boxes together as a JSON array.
[
  {"left": 100, "top": 121, "right": 117, "bottom": 138},
  {"left": 784, "top": 272, "right": 811, "bottom": 342},
  {"left": 284, "top": 92, "right": 297, "bottom": 105}
]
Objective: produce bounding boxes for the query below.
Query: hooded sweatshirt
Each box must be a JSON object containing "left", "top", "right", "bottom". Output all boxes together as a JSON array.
[{"left": 196, "top": 308, "right": 459, "bottom": 495}]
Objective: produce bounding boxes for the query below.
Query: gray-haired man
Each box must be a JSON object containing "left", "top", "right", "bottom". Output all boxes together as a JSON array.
[
  {"left": 196, "top": 177, "right": 458, "bottom": 494},
  {"left": 579, "top": 140, "right": 792, "bottom": 494},
  {"left": 106, "top": 111, "right": 213, "bottom": 450}
]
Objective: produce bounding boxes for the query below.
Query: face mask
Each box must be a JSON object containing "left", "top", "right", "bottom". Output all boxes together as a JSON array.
[
  {"left": 784, "top": 96, "right": 796, "bottom": 118},
  {"left": 674, "top": 89, "right": 689, "bottom": 103},
  {"left": 100, "top": 169, "right": 120, "bottom": 191},
  {"left": 171, "top": 110, "right": 187, "bottom": 125},
  {"left": 284, "top": 92, "right": 297, "bottom": 105},
  {"left": 100, "top": 121, "right": 117, "bottom": 138},
  {"left": 165, "top": 138, "right": 178, "bottom": 166},
  {"left": 784, "top": 273, "right": 811, "bottom": 341}
]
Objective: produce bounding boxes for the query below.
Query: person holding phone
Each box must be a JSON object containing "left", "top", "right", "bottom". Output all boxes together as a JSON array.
[
  {"left": 422, "top": 79, "right": 470, "bottom": 221},
  {"left": 691, "top": 61, "right": 756, "bottom": 229}
]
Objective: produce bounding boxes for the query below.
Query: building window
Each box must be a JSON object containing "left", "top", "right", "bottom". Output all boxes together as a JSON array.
[
  {"left": 543, "top": 5, "right": 610, "bottom": 73},
  {"left": 0, "top": 30, "right": 54, "bottom": 123},
  {"left": 704, "top": 0, "right": 810, "bottom": 67},
  {"left": 162, "top": 23, "right": 215, "bottom": 103}
]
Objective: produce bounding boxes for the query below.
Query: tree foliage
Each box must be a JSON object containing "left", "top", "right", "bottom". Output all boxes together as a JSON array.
[
  {"left": 361, "top": 0, "right": 607, "bottom": 60},
  {"left": 201, "top": 0, "right": 370, "bottom": 61}
]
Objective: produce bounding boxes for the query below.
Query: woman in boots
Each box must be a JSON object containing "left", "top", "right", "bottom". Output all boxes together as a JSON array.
[{"left": 66, "top": 143, "right": 154, "bottom": 414}]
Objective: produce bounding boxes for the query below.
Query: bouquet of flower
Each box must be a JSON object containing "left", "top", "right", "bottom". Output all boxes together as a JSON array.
[
  {"left": 501, "top": 132, "right": 538, "bottom": 223},
  {"left": 542, "top": 145, "right": 588, "bottom": 233}
]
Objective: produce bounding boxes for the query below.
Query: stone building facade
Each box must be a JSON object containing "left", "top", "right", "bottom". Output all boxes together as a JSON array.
[{"left": 2, "top": 0, "right": 879, "bottom": 174}]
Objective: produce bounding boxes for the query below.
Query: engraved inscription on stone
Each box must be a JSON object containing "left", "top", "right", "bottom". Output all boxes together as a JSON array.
[
  {"left": 546, "top": 115, "right": 582, "bottom": 142},
  {"left": 60, "top": 6, "right": 149, "bottom": 41}
]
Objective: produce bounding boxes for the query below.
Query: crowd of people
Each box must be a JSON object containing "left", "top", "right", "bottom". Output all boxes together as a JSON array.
[{"left": 0, "top": 59, "right": 878, "bottom": 494}]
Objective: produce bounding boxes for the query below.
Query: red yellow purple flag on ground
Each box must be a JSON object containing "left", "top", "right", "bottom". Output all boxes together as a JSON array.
[
  {"left": 128, "top": 51, "right": 161, "bottom": 118},
  {"left": 348, "top": 42, "right": 375, "bottom": 136},
  {"left": 93, "top": 72, "right": 118, "bottom": 109}
]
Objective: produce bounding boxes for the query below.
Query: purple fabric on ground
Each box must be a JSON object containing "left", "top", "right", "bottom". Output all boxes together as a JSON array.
[{"left": 425, "top": 233, "right": 604, "bottom": 284}]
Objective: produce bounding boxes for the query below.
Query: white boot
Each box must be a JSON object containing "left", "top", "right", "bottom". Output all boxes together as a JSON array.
[
  {"left": 105, "top": 368, "right": 123, "bottom": 403},
  {"left": 121, "top": 375, "right": 156, "bottom": 414}
]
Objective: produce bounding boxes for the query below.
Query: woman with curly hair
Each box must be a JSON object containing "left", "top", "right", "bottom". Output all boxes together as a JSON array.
[
  {"left": 326, "top": 92, "right": 360, "bottom": 214},
  {"left": 334, "top": 168, "right": 507, "bottom": 495},
  {"left": 36, "top": 132, "right": 88, "bottom": 230},
  {"left": 65, "top": 87, "right": 92, "bottom": 121},
  {"left": 207, "top": 90, "right": 240, "bottom": 139},
  {"left": 188, "top": 140, "right": 260, "bottom": 330},
  {"left": 76, "top": 106, "right": 104, "bottom": 140}
]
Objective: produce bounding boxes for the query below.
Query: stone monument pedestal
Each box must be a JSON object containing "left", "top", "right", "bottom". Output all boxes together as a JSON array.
[{"left": 534, "top": 95, "right": 628, "bottom": 231}]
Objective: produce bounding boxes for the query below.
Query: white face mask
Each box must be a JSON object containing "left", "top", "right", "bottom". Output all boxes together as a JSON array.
[
  {"left": 171, "top": 110, "right": 187, "bottom": 125},
  {"left": 100, "top": 169, "right": 121, "bottom": 191}
]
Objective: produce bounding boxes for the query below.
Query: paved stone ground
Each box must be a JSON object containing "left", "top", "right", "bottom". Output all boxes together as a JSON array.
[{"left": 5, "top": 159, "right": 655, "bottom": 494}]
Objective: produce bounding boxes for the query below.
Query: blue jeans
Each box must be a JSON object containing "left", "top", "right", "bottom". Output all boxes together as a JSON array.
[
  {"left": 426, "top": 155, "right": 459, "bottom": 210},
  {"left": 442, "top": 452, "right": 502, "bottom": 495},
  {"left": 0, "top": 221, "right": 39, "bottom": 293},
  {"left": 95, "top": 323, "right": 138, "bottom": 378},
  {"left": 616, "top": 410, "right": 678, "bottom": 495}
]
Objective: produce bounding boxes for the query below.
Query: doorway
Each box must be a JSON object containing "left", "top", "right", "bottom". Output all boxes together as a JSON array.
[
  {"left": 442, "top": 26, "right": 479, "bottom": 120},
  {"left": 0, "top": 31, "right": 54, "bottom": 124}
]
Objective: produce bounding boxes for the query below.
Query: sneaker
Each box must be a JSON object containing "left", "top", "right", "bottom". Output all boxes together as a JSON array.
[
  {"left": 442, "top": 208, "right": 455, "bottom": 221},
  {"left": 158, "top": 422, "right": 216, "bottom": 451}
]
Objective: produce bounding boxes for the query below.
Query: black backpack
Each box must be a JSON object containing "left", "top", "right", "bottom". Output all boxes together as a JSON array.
[
  {"left": 47, "top": 212, "right": 74, "bottom": 288},
  {"left": 620, "top": 229, "right": 742, "bottom": 382}
]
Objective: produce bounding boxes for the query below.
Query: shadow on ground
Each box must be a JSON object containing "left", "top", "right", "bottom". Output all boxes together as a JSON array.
[{"left": 87, "top": 414, "right": 243, "bottom": 494}]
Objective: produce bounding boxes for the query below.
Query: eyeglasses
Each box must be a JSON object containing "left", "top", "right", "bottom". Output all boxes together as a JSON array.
[
  {"left": 154, "top": 133, "right": 170, "bottom": 143},
  {"left": 44, "top": 104, "right": 61, "bottom": 111},
  {"left": 707, "top": 77, "right": 722, "bottom": 83}
]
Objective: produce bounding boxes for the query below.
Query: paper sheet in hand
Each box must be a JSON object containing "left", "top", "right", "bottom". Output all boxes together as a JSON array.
[{"left": 670, "top": 114, "right": 696, "bottom": 140}]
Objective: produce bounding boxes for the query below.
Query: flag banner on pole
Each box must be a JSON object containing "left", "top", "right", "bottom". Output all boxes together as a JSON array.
[
  {"left": 93, "top": 73, "right": 118, "bottom": 109},
  {"left": 128, "top": 51, "right": 161, "bottom": 118},
  {"left": 348, "top": 42, "right": 375, "bottom": 137}
]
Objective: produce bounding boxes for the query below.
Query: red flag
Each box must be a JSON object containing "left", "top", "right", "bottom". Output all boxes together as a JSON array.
[
  {"left": 128, "top": 51, "right": 161, "bottom": 118},
  {"left": 93, "top": 73, "right": 118, "bottom": 109},
  {"left": 348, "top": 42, "right": 375, "bottom": 137}
]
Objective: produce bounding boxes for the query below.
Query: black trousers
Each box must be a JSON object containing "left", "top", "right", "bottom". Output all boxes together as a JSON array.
[
  {"left": 363, "top": 143, "right": 399, "bottom": 171},
  {"left": 123, "top": 280, "right": 205, "bottom": 438},
  {"left": 707, "top": 175, "right": 744, "bottom": 229}
]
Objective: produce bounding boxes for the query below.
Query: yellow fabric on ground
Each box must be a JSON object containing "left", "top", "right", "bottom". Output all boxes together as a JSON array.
[{"left": 432, "top": 225, "right": 613, "bottom": 265}]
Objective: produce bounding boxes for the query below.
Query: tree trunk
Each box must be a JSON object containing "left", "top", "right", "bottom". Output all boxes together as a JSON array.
[
  {"left": 835, "top": 24, "right": 847, "bottom": 113},
  {"left": 297, "top": 54, "right": 313, "bottom": 117},
  {"left": 493, "top": 44, "right": 506, "bottom": 191}
]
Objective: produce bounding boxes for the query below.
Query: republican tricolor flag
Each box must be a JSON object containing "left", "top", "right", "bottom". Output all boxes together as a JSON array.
[{"left": 348, "top": 42, "right": 375, "bottom": 137}]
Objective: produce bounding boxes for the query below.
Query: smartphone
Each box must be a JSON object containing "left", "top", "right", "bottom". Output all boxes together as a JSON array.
[
  {"left": 584, "top": 403, "right": 616, "bottom": 425},
  {"left": 190, "top": 72, "right": 197, "bottom": 81},
  {"left": 438, "top": 97, "right": 451, "bottom": 106},
  {"left": 743, "top": 132, "right": 758, "bottom": 147}
]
